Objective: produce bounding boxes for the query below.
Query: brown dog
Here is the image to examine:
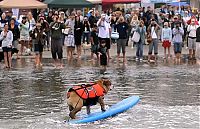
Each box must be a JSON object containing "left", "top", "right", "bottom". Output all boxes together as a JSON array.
[{"left": 66, "top": 78, "right": 112, "bottom": 119}]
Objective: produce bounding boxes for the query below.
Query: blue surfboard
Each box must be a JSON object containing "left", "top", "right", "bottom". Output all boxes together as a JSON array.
[{"left": 69, "top": 96, "right": 140, "bottom": 124}]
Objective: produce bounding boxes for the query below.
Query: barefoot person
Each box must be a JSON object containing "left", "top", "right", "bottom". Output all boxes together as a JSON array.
[
  {"left": 187, "top": 18, "right": 199, "bottom": 60},
  {"left": 30, "top": 23, "right": 46, "bottom": 67},
  {"left": 0, "top": 24, "right": 13, "bottom": 68},
  {"left": 172, "top": 22, "right": 184, "bottom": 64},
  {"left": 19, "top": 16, "right": 30, "bottom": 56},
  {"left": 90, "top": 24, "right": 99, "bottom": 60},
  {"left": 114, "top": 16, "right": 128, "bottom": 62},
  {"left": 97, "top": 14, "right": 112, "bottom": 59},
  {"left": 161, "top": 22, "right": 172, "bottom": 59},
  {"left": 9, "top": 18, "right": 20, "bottom": 59},
  {"left": 98, "top": 40, "right": 107, "bottom": 70},
  {"left": 50, "top": 14, "right": 65, "bottom": 68}
]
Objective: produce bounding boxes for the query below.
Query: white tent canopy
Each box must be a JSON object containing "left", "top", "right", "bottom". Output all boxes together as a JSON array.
[
  {"left": 0, "top": 0, "right": 47, "bottom": 9},
  {"left": 87, "top": 0, "right": 102, "bottom": 4}
]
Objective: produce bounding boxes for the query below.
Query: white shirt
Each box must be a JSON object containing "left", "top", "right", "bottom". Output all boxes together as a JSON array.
[
  {"left": 97, "top": 20, "right": 111, "bottom": 38},
  {"left": 151, "top": 27, "right": 157, "bottom": 39},
  {"left": 0, "top": 30, "right": 13, "bottom": 47},
  {"left": 188, "top": 25, "right": 199, "bottom": 37}
]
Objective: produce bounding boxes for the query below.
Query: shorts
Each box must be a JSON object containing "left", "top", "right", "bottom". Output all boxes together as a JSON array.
[
  {"left": 12, "top": 40, "right": 19, "bottom": 49},
  {"left": 20, "top": 35, "right": 30, "bottom": 41},
  {"left": 174, "top": 42, "right": 182, "bottom": 54},
  {"left": 100, "top": 54, "right": 107, "bottom": 66},
  {"left": 64, "top": 35, "right": 75, "bottom": 47},
  {"left": 162, "top": 40, "right": 171, "bottom": 48},
  {"left": 2, "top": 47, "right": 12, "bottom": 52},
  {"left": 98, "top": 38, "right": 111, "bottom": 50},
  {"left": 188, "top": 37, "right": 196, "bottom": 50},
  {"left": 117, "top": 39, "right": 127, "bottom": 54},
  {"left": 91, "top": 44, "right": 98, "bottom": 54},
  {"left": 34, "top": 44, "right": 44, "bottom": 53}
]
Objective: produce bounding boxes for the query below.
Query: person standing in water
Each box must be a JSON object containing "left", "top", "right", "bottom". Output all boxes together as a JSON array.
[{"left": 0, "top": 24, "right": 13, "bottom": 68}]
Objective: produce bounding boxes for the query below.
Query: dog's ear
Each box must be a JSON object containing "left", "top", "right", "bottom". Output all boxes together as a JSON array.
[
  {"left": 96, "top": 79, "right": 104, "bottom": 85},
  {"left": 103, "top": 79, "right": 111, "bottom": 87}
]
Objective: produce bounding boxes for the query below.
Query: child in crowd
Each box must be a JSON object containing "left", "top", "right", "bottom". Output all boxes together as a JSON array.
[
  {"left": 172, "top": 22, "right": 184, "bottom": 64},
  {"left": 64, "top": 28, "right": 75, "bottom": 60},
  {"left": 90, "top": 24, "right": 99, "bottom": 60},
  {"left": 161, "top": 22, "right": 172, "bottom": 59},
  {"left": 98, "top": 40, "right": 107, "bottom": 69}
]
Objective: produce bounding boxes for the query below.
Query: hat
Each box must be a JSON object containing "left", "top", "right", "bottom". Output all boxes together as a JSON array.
[{"left": 36, "top": 23, "right": 42, "bottom": 27}]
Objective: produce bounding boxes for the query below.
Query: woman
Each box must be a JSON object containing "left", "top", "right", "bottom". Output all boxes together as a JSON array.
[
  {"left": 30, "top": 23, "right": 45, "bottom": 67},
  {"left": 74, "top": 16, "right": 83, "bottom": 58},
  {"left": 130, "top": 15, "right": 139, "bottom": 48},
  {"left": 38, "top": 17, "right": 50, "bottom": 51},
  {"left": 0, "top": 24, "right": 13, "bottom": 68},
  {"left": 0, "top": 13, "right": 8, "bottom": 26},
  {"left": 135, "top": 20, "right": 146, "bottom": 61},
  {"left": 27, "top": 12, "right": 36, "bottom": 32},
  {"left": 187, "top": 17, "right": 199, "bottom": 60},
  {"left": 64, "top": 13, "right": 75, "bottom": 60},
  {"left": 82, "top": 17, "right": 90, "bottom": 44},
  {"left": 114, "top": 16, "right": 128, "bottom": 62},
  {"left": 9, "top": 18, "right": 20, "bottom": 59},
  {"left": 19, "top": 16, "right": 30, "bottom": 55},
  {"left": 147, "top": 19, "right": 160, "bottom": 62},
  {"left": 161, "top": 22, "right": 172, "bottom": 59}
]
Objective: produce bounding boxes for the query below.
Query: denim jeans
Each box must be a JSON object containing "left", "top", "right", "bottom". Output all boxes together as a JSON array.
[
  {"left": 148, "top": 39, "right": 158, "bottom": 55},
  {"left": 136, "top": 41, "right": 143, "bottom": 59},
  {"left": 83, "top": 32, "right": 90, "bottom": 44}
]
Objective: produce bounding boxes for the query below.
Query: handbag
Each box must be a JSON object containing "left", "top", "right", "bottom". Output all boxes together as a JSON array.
[
  {"left": 147, "top": 28, "right": 156, "bottom": 44},
  {"left": 111, "top": 32, "right": 119, "bottom": 40},
  {"left": 146, "top": 34, "right": 152, "bottom": 44},
  {"left": 131, "top": 31, "right": 140, "bottom": 42}
]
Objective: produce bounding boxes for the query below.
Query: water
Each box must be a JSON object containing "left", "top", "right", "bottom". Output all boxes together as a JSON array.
[{"left": 0, "top": 58, "right": 199, "bottom": 129}]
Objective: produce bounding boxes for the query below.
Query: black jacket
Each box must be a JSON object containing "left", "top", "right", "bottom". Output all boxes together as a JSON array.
[
  {"left": 196, "top": 27, "right": 200, "bottom": 42},
  {"left": 9, "top": 25, "right": 20, "bottom": 41}
]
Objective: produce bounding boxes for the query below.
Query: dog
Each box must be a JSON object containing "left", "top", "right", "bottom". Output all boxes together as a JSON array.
[{"left": 66, "top": 78, "right": 112, "bottom": 119}]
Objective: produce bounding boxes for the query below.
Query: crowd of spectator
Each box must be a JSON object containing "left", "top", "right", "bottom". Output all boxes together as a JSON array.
[{"left": 0, "top": 4, "right": 200, "bottom": 69}]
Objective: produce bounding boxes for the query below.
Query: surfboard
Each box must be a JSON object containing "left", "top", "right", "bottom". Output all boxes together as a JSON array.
[{"left": 68, "top": 96, "right": 140, "bottom": 124}]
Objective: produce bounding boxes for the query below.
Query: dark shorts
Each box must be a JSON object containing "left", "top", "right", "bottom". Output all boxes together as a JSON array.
[
  {"left": 2, "top": 47, "right": 12, "bottom": 52},
  {"left": 100, "top": 54, "right": 107, "bottom": 66},
  {"left": 91, "top": 44, "right": 98, "bottom": 54},
  {"left": 174, "top": 42, "right": 182, "bottom": 54},
  {"left": 34, "top": 44, "right": 44, "bottom": 53},
  {"left": 98, "top": 38, "right": 111, "bottom": 50}
]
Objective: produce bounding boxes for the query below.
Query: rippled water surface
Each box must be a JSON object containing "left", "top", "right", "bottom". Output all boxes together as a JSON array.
[{"left": 0, "top": 58, "right": 199, "bottom": 129}]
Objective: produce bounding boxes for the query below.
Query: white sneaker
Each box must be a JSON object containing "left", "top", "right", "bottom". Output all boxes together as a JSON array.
[
  {"left": 140, "top": 58, "right": 143, "bottom": 61},
  {"left": 136, "top": 57, "right": 139, "bottom": 61}
]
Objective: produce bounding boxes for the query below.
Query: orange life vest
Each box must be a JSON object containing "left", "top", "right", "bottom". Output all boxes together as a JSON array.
[{"left": 71, "top": 83, "right": 105, "bottom": 99}]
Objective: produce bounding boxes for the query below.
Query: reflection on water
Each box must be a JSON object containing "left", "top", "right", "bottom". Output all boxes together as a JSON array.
[{"left": 0, "top": 58, "right": 199, "bottom": 129}]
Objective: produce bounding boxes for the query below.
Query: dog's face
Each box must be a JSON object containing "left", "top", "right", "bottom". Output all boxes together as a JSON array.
[{"left": 99, "top": 79, "right": 112, "bottom": 92}]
